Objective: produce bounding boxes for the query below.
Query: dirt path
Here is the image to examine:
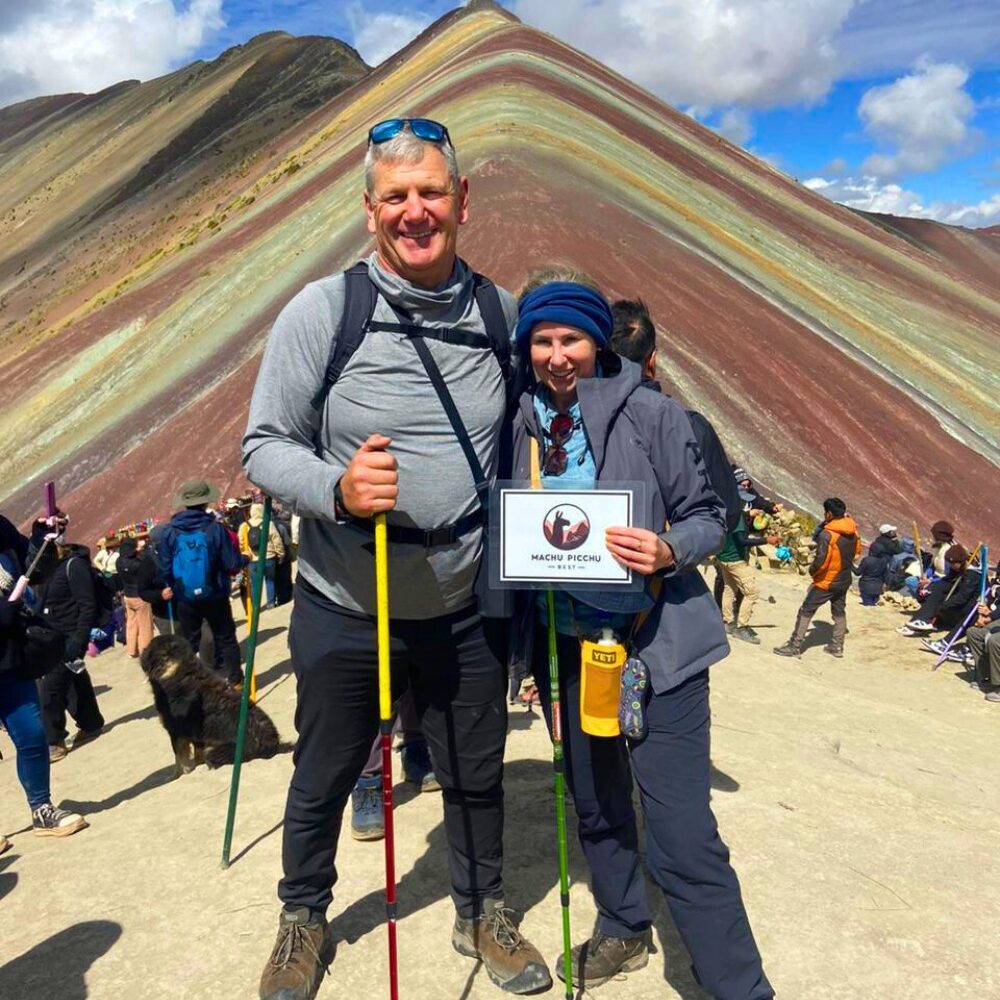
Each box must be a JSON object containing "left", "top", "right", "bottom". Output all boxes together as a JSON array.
[{"left": 2, "top": 572, "right": 998, "bottom": 999}]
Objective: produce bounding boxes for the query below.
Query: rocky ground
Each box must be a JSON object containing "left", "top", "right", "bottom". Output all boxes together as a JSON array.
[{"left": 2, "top": 569, "right": 997, "bottom": 999}]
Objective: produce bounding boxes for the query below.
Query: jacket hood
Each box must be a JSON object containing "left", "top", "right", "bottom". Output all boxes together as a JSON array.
[
  {"left": 517, "top": 354, "right": 644, "bottom": 473},
  {"left": 170, "top": 508, "right": 217, "bottom": 531},
  {"left": 825, "top": 516, "right": 857, "bottom": 537}
]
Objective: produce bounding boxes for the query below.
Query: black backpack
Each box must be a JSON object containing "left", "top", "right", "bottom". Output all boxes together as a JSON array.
[
  {"left": 308, "top": 260, "right": 516, "bottom": 551},
  {"left": 247, "top": 524, "right": 262, "bottom": 552},
  {"left": 66, "top": 557, "right": 116, "bottom": 628}
]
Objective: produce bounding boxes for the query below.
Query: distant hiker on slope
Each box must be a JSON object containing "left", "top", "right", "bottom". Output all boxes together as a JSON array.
[{"left": 774, "top": 497, "right": 860, "bottom": 659}]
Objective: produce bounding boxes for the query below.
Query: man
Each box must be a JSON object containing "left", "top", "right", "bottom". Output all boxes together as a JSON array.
[
  {"left": 610, "top": 299, "right": 742, "bottom": 533},
  {"left": 898, "top": 545, "right": 980, "bottom": 637},
  {"left": 243, "top": 118, "right": 550, "bottom": 1000},
  {"left": 716, "top": 513, "right": 778, "bottom": 644},
  {"left": 732, "top": 466, "right": 783, "bottom": 517},
  {"left": 774, "top": 497, "right": 860, "bottom": 658},
  {"left": 156, "top": 479, "right": 247, "bottom": 684}
]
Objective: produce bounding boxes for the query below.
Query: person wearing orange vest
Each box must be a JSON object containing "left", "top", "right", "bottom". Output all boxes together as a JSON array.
[{"left": 774, "top": 497, "right": 861, "bottom": 659}]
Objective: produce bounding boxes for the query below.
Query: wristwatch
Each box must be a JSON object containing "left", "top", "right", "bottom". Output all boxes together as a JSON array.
[{"left": 333, "top": 479, "right": 348, "bottom": 521}]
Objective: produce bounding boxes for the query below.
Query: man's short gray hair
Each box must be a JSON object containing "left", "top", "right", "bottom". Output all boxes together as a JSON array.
[{"left": 364, "top": 125, "right": 461, "bottom": 196}]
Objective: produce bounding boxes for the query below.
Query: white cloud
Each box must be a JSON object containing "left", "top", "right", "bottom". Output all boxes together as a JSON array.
[
  {"left": 511, "top": 0, "right": 858, "bottom": 110},
  {"left": 713, "top": 108, "right": 754, "bottom": 146},
  {"left": 804, "top": 175, "right": 1000, "bottom": 228},
  {"left": 857, "top": 60, "right": 977, "bottom": 177},
  {"left": 346, "top": 5, "right": 432, "bottom": 66},
  {"left": 0, "top": 0, "right": 224, "bottom": 108}
]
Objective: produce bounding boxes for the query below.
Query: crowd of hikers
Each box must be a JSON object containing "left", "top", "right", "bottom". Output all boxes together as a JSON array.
[{"left": 2, "top": 116, "right": 998, "bottom": 1000}]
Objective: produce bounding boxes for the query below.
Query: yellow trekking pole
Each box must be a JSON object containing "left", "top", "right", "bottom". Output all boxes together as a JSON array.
[{"left": 374, "top": 512, "right": 399, "bottom": 1000}]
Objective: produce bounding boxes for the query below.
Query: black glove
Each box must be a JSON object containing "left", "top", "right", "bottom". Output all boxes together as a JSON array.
[{"left": 64, "top": 637, "right": 86, "bottom": 662}]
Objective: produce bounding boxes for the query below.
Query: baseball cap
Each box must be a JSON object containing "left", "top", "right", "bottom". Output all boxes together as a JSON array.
[{"left": 879, "top": 524, "right": 897, "bottom": 535}]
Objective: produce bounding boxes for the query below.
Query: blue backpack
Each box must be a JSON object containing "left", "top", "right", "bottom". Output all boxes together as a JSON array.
[{"left": 171, "top": 528, "right": 213, "bottom": 601}]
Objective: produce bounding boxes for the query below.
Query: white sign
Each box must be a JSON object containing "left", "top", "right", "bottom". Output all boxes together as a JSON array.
[{"left": 499, "top": 489, "right": 633, "bottom": 584}]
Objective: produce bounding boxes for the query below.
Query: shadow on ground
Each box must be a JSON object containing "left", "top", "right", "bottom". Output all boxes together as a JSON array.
[
  {"left": 0, "top": 853, "right": 18, "bottom": 903},
  {"left": 329, "top": 757, "right": 709, "bottom": 998},
  {"left": 240, "top": 626, "right": 287, "bottom": 661},
  {"left": 61, "top": 764, "right": 176, "bottom": 815},
  {"left": 800, "top": 621, "right": 833, "bottom": 652},
  {"left": 0, "top": 919, "right": 122, "bottom": 1000}
]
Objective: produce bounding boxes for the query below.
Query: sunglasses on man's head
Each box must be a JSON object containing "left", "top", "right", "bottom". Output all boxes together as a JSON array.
[
  {"left": 542, "top": 414, "right": 576, "bottom": 476},
  {"left": 368, "top": 118, "right": 452, "bottom": 147}
]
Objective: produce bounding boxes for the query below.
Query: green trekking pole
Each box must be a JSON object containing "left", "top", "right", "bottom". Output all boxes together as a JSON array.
[
  {"left": 221, "top": 496, "right": 272, "bottom": 869},
  {"left": 546, "top": 589, "right": 574, "bottom": 998}
]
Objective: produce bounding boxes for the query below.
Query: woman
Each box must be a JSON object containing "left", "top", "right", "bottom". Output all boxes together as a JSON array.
[
  {"left": 512, "top": 281, "right": 773, "bottom": 1000},
  {"left": 0, "top": 514, "right": 88, "bottom": 841},
  {"left": 116, "top": 537, "right": 165, "bottom": 657}
]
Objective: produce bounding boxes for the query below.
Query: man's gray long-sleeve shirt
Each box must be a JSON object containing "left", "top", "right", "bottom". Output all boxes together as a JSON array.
[{"left": 241, "top": 253, "right": 516, "bottom": 619}]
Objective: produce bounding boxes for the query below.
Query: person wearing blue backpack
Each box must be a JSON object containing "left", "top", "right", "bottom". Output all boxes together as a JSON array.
[{"left": 157, "top": 479, "right": 248, "bottom": 685}]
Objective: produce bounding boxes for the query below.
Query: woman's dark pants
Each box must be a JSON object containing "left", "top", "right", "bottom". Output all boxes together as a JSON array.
[{"left": 533, "top": 629, "right": 773, "bottom": 1000}]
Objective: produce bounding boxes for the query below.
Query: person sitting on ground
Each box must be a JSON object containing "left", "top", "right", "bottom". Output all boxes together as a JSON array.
[
  {"left": 922, "top": 520, "right": 957, "bottom": 586},
  {"left": 869, "top": 524, "right": 901, "bottom": 559},
  {"left": 898, "top": 545, "right": 980, "bottom": 637},
  {"left": 117, "top": 537, "right": 169, "bottom": 658},
  {"left": 732, "top": 466, "right": 783, "bottom": 516},
  {"left": 774, "top": 497, "right": 860, "bottom": 659},
  {"left": 966, "top": 565, "right": 1000, "bottom": 702},
  {"left": 0, "top": 513, "right": 89, "bottom": 843},
  {"left": 157, "top": 479, "right": 248, "bottom": 685}
]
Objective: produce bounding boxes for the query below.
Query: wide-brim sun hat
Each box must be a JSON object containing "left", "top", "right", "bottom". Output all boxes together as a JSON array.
[{"left": 172, "top": 479, "right": 220, "bottom": 508}]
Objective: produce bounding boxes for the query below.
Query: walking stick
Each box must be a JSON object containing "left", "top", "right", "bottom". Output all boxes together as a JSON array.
[
  {"left": 166, "top": 599, "right": 175, "bottom": 636},
  {"left": 221, "top": 496, "right": 271, "bottom": 868},
  {"left": 530, "top": 438, "right": 573, "bottom": 997},
  {"left": 932, "top": 544, "right": 988, "bottom": 671},
  {"left": 547, "top": 589, "right": 574, "bottom": 999},
  {"left": 374, "top": 511, "right": 400, "bottom": 1000}
]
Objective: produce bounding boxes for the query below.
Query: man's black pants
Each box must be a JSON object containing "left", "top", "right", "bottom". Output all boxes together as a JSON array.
[
  {"left": 279, "top": 579, "right": 508, "bottom": 919},
  {"left": 177, "top": 596, "right": 241, "bottom": 683},
  {"left": 791, "top": 584, "right": 848, "bottom": 648},
  {"left": 532, "top": 629, "right": 772, "bottom": 1000}
]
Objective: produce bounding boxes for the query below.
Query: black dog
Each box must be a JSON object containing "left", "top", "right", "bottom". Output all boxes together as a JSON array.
[{"left": 140, "top": 634, "right": 291, "bottom": 776}]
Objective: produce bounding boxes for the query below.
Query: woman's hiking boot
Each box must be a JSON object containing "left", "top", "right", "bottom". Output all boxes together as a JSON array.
[
  {"left": 452, "top": 898, "right": 551, "bottom": 994},
  {"left": 401, "top": 739, "right": 440, "bottom": 791},
  {"left": 773, "top": 640, "right": 802, "bottom": 657},
  {"left": 32, "top": 802, "right": 87, "bottom": 838},
  {"left": 554, "top": 929, "right": 652, "bottom": 988},
  {"left": 350, "top": 775, "right": 384, "bottom": 841},
  {"left": 259, "top": 907, "right": 335, "bottom": 1000}
]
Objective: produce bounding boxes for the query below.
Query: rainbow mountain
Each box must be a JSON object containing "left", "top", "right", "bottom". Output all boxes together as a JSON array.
[{"left": 1, "top": 0, "right": 998, "bottom": 546}]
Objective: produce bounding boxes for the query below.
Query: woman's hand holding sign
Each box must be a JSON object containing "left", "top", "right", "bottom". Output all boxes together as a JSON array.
[{"left": 605, "top": 526, "right": 674, "bottom": 576}]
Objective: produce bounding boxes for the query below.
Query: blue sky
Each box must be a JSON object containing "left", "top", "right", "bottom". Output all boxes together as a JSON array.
[{"left": 2, "top": 1, "right": 998, "bottom": 226}]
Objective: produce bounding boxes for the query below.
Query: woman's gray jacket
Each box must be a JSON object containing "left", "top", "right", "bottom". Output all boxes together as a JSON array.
[{"left": 510, "top": 356, "right": 729, "bottom": 694}]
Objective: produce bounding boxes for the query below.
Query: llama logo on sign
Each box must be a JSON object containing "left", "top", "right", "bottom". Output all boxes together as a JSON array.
[{"left": 543, "top": 504, "right": 590, "bottom": 551}]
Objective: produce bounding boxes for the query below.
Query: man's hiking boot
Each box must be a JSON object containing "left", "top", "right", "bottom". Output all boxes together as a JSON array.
[
  {"left": 823, "top": 644, "right": 844, "bottom": 658},
  {"left": 985, "top": 689, "right": 1000, "bottom": 703},
  {"left": 401, "top": 740, "right": 440, "bottom": 791},
  {"left": 453, "top": 898, "right": 551, "bottom": 994},
  {"left": 32, "top": 802, "right": 87, "bottom": 838},
  {"left": 555, "top": 929, "right": 652, "bottom": 988},
  {"left": 731, "top": 626, "right": 761, "bottom": 645},
  {"left": 259, "top": 907, "right": 335, "bottom": 1000},
  {"left": 48, "top": 741, "right": 68, "bottom": 763},
  {"left": 350, "top": 775, "right": 384, "bottom": 841},
  {"left": 773, "top": 641, "right": 802, "bottom": 657},
  {"left": 724, "top": 621, "right": 735, "bottom": 634}
]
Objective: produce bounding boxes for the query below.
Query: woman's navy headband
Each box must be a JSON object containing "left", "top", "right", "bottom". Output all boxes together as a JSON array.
[{"left": 515, "top": 282, "right": 613, "bottom": 351}]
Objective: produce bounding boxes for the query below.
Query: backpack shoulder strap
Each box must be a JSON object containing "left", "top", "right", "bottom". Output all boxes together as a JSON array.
[
  {"left": 472, "top": 273, "right": 512, "bottom": 392},
  {"left": 310, "top": 262, "right": 378, "bottom": 412}
]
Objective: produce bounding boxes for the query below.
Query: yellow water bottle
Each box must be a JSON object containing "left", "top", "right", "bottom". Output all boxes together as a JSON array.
[{"left": 580, "top": 627, "right": 627, "bottom": 737}]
